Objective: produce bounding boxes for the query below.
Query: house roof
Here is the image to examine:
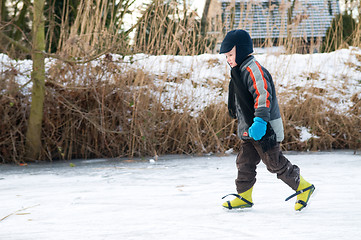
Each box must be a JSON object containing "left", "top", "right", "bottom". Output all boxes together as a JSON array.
[{"left": 220, "top": 0, "right": 340, "bottom": 39}]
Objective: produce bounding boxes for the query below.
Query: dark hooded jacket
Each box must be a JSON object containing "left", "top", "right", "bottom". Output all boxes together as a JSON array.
[{"left": 220, "top": 30, "right": 284, "bottom": 142}]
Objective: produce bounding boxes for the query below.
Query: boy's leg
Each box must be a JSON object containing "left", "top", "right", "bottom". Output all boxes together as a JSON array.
[
  {"left": 235, "top": 140, "right": 261, "bottom": 193},
  {"left": 222, "top": 141, "right": 259, "bottom": 209},
  {"left": 253, "top": 142, "right": 300, "bottom": 191}
]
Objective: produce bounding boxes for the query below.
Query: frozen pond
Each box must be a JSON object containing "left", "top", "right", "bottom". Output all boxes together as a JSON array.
[{"left": 1, "top": 152, "right": 361, "bottom": 240}]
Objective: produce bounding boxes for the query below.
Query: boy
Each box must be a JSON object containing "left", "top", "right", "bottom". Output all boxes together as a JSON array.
[{"left": 220, "top": 29, "right": 315, "bottom": 211}]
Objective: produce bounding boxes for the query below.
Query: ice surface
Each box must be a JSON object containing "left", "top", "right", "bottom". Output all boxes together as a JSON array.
[{"left": 1, "top": 152, "right": 361, "bottom": 240}]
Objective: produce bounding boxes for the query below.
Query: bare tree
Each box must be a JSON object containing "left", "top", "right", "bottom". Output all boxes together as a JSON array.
[{"left": 25, "top": 0, "right": 46, "bottom": 160}]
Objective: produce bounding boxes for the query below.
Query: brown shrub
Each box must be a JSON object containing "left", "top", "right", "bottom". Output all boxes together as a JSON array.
[{"left": 0, "top": 59, "right": 360, "bottom": 163}]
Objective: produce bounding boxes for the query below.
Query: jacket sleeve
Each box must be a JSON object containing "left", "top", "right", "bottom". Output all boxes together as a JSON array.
[{"left": 245, "top": 61, "right": 272, "bottom": 122}]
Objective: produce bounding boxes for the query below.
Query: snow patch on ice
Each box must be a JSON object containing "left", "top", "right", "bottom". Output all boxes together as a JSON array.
[{"left": 297, "top": 126, "right": 320, "bottom": 142}]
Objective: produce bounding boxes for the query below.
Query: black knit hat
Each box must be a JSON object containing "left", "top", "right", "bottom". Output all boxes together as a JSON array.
[{"left": 220, "top": 29, "right": 253, "bottom": 65}]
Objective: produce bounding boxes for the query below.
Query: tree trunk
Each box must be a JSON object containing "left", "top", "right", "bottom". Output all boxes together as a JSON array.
[{"left": 25, "top": 0, "right": 46, "bottom": 161}]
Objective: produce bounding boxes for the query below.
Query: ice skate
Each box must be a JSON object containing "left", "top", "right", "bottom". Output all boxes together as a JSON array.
[
  {"left": 285, "top": 176, "right": 315, "bottom": 211},
  {"left": 222, "top": 187, "right": 253, "bottom": 209}
]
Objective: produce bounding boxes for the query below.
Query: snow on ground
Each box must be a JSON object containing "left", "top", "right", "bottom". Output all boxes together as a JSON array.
[
  {"left": 120, "top": 48, "right": 361, "bottom": 116},
  {"left": 1, "top": 152, "right": 361, "bottom": 240},
  {"left": 2, "top": 47, "right": 360, "bottom": 116}
]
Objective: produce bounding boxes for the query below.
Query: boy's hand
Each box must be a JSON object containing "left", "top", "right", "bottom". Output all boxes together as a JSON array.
[{"left": 249, "top": 117, "right": 267, "bottom": 141}]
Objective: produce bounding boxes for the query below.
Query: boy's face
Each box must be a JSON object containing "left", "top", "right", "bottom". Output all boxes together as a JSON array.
[{"left": 225, "top": 46, "right": 237, "bottom": 68}]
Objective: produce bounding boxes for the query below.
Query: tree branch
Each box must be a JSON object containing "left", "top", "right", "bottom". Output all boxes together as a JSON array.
[{"left": 0, "top": 31, "right": 31, "bottom": 54}]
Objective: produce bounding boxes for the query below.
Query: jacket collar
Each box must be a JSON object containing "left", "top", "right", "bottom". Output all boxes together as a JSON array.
[{"left": 235, "top": 55, "right": 254, "bottom": 71}]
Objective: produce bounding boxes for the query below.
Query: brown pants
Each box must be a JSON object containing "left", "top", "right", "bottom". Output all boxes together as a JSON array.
[{"left": 235, "top": 140, "right": 300, "bottom": 193}]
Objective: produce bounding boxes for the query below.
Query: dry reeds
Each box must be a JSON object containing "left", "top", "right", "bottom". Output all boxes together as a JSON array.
[
  {"left": 40, "top": 57, "right": 240, "bottom": 160},
  {"left": 133, "top": 0, "right": 216, "bottom": 55},
  {"left": 280, "top": 86, "right": 361, "bottom": 151},
  {"left": 0, "top": 57, "right": 239, "bottom": 162},
  {"left": 0, "top": 73, "right": 28, "bottom": 164},
  {"left": 1, "top": 54, "right": 360, "bottom": 163},
  {"left": 1, "top": 1, "right": 361, "bottom": 163},
  {"left": 57, "top": 0, "right": 133, "bottom": 58}
]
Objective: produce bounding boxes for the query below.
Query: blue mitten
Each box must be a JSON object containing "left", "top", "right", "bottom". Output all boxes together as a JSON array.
[{"left": 249, "top": 117, "right": 267, "bottom": 141}]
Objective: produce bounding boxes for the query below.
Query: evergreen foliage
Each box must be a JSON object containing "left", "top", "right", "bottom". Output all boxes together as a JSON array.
[{"left": 321, "top": 13, "right": 357, "bottom": 52}]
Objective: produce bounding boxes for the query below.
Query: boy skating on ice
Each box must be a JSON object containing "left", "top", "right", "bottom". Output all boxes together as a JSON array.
[{"left": 220, "top": 29, "right": 315, "bottom": 211}]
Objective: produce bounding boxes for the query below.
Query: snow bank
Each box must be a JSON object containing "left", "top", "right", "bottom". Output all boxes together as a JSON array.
[
  {"left": 2, "top": 47, "right": 361, "bottom": 116},
  {"left": 130, "top": 48, "right": 361, "bottom": 116}
]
